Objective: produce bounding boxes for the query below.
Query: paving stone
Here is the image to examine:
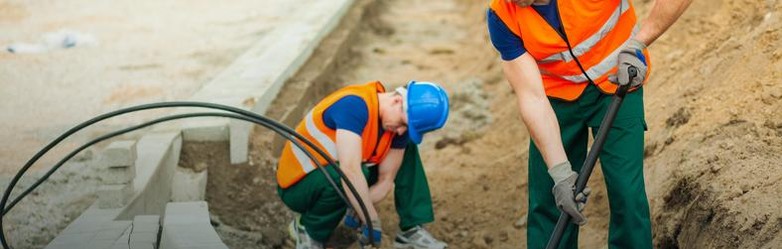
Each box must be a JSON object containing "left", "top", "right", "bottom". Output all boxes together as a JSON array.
[{"left": 101, "top": 140, "right": 137, "bottom": 168}]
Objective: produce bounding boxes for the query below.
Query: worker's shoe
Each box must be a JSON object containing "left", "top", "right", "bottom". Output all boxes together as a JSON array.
[
  {"left": 393, "top": 226, "right": 448, "bottom": 249},
  {"left": 288, "top": 218, "right": 324, "bottom": 249}
]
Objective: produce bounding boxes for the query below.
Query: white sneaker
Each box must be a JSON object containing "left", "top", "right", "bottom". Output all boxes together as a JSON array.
[
  {"left": 289, "top": 218, "right": 324, "bottom": 249},
  {"left": 393, "top": 226, "right": 448, "bottom": 249}
]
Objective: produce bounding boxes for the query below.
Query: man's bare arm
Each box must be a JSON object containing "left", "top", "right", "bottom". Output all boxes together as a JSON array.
[
  {"left": 336, "top": 129, "right": 378, "bottom": 222},
  {"left": 502, "top": 53, "right": 568, "bottom": 168},
  {"left": 635, "top": 0, "right": 693, "bottom": 45},
  {"left": 369, "top": 148, "right": 405, "bottom": 204}
]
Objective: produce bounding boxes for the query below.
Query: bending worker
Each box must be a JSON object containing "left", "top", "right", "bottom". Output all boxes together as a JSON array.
[
  {"left": 276, "top": 80, "right": 450, "bottom": 249},
  {"left": 487, "top": 0, "right": 691, "bottom": 248}
]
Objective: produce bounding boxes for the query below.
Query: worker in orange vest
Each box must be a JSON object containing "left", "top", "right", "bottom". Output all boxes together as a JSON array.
[
  {"left": 487, "top": 0, "right": 691, "bottom": 248},
  {"left": 276, "top": 81, "right": 450, "bottom": 249}
]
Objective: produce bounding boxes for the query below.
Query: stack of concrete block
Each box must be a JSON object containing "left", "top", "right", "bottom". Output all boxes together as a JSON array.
[{"left": 99, "top": 140, "right": 137, "bottom": 209}]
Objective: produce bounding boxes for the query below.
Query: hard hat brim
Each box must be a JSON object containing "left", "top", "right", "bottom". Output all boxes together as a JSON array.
[
  {"left": 408, "top": 119, "right": 423, "bottom": 144},
  {"left": 405, "top": 82, "right": 423, "bottom": 144}
]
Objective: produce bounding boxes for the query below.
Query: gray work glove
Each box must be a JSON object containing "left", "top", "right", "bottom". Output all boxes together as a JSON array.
[
  {"left": 549, "top": 161, "right": 592, "bottom": 225},
  {"left": 608, "top": 39, "right": 647, "bottom": 88}
]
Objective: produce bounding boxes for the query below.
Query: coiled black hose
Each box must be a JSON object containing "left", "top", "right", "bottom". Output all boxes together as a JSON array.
[{"left": 0, "top": 102, "right": 376, "bottom": 248}]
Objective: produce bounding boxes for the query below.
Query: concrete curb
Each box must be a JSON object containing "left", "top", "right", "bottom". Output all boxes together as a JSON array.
[{"left": 116, "top": 132, "right": 182, "bottom": 220}]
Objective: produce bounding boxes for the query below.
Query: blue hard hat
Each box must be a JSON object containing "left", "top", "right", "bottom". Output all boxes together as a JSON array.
[{"left": 403, "top": 81, "right": 449, "bottom": 144}]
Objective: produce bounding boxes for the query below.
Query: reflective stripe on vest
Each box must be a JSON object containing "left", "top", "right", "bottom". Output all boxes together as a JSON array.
[
  {"left": 541, "top": 26, "right": 639, "bottom": 83},
  {"left": 277, "top": 81, "right": 396, "bottom": 188},
  {"left": 539, "top": 0, "right": 632, "bottom": 64},
  {"left": 288, "top": 111, "right": 339, "bottom": 174},
  {"left": 489, "top": 0, "right": 651, "bottom": 101}
]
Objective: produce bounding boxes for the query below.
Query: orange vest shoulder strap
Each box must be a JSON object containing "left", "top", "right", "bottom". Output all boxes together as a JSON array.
[{"left": 489, "top": 0, "right": 522, "bottom": 38}]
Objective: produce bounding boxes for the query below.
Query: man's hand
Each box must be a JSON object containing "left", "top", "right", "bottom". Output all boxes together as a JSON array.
[
  {"left": 609, "top": 39, "right": 647, "bottom": 88},
  {"left": 549, "top": 161, "right": 591, "bottom": 225},
  {"left": 358, "top": 219, "right": 382, "bottom": 247}
]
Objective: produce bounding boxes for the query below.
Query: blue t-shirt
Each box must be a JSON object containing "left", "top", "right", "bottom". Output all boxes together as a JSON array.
[
  {"left": 487, "top": 1, "right": 562, "bottom": 61},
  {"left": 322, "top": 95, "right": 409, "bottom": 149}
]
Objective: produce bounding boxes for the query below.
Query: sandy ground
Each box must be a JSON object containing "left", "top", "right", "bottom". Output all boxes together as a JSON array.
[
  {"left": 0, "top": 0, "right": 294, "bottom": 174},
  {"left": 0, "top": 161, "right": 101, "bottom": 249}
]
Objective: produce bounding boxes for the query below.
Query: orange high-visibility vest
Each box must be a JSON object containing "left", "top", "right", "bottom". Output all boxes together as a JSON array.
[
  {"left": 277, "top": 81, "right": 396, "bottom": 188},
  {"left": 490, "top": 0, "right": 652, "bottom": 101}
]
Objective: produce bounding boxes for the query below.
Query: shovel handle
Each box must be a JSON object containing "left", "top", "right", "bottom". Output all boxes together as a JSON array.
[{"left": 544, "top": 67, "right": 636, "bottom": 249}]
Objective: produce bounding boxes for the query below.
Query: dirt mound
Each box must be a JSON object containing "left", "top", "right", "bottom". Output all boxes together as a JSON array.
[{"left": 639, "top": 0, "right": 782, "bottom": 247}]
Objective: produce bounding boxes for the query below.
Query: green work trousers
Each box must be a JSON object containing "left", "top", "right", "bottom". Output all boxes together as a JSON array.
[
  {"left": 277, "top": 143, "right": 435, "bottom": 243},
  {"left": 527, "top": 84, "right": 652, "bottom": 249}
]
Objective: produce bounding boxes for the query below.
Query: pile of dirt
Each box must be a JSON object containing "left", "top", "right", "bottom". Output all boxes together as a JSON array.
[
  {"left": 184, "top": 141, "right": 291, "bottom": 249},
  {"left": 638, "top": 0, "right": 782, "bottom": 247}
]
